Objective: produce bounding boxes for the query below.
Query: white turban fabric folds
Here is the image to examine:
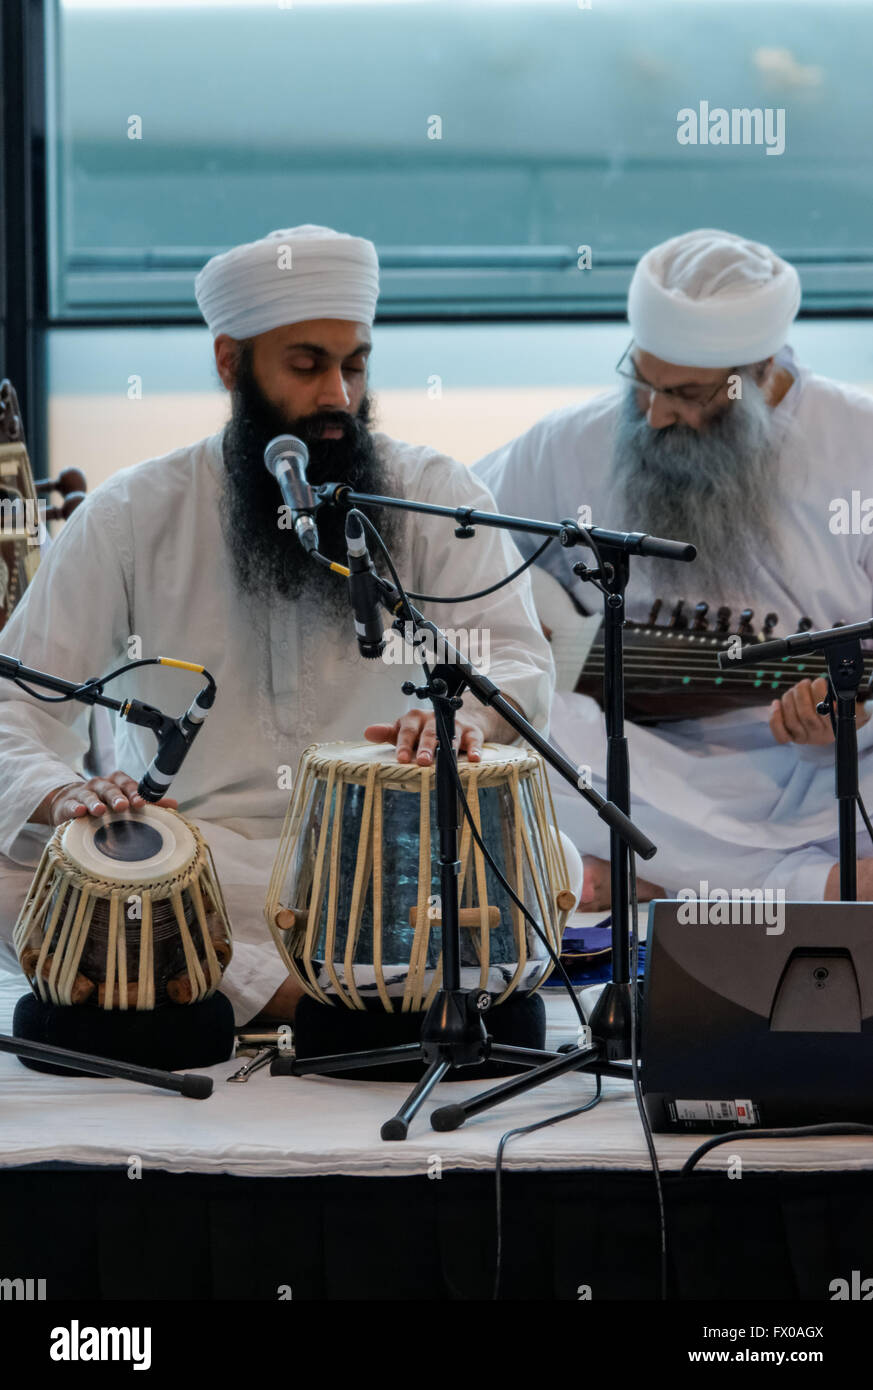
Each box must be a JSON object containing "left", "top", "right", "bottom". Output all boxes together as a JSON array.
[
  {"left": 627, "top": 228, "right": 801, "bottom": 368},
  {"left": 194, "top": 224, "right": 380, "bottom": 339}
]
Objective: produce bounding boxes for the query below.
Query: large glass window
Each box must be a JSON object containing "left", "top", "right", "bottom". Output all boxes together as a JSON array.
[{"left": 50, "top": 0, "right": 873, "bottom": 321}]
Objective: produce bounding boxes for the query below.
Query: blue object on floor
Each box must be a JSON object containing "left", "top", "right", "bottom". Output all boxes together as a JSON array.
[{"left": 542, "top": 917, "right": 646, "bottom": 986}]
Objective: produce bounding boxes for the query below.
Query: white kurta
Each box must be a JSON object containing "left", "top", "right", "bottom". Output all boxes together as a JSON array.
[
  {"left": 474, "top": 349, "right": 873, "bottom": 900},
  {"left": 0, "top": 429, "right": 554, "bottom": 1022}
]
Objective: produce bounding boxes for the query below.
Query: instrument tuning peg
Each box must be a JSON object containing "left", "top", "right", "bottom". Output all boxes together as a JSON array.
[
  {"left": 797, "top": 616, "right": 813, "bottom": 632},
  {"left": 648, "top": 598, "right": 663, "bottom": 626},
  {"left": 737, "top": 608, "right": 755, "bottom": 637},
  {"left": 669, "top": 600, "right": 688, "bottom": 630},
  {"left": 763, "top": 612, "right": 778, "bottom": 638},
  {"left": 692, "top": 602, "right": 709, "bottom": 631},
  {"left": 714, "top": 606, "right": 731, "bottom": 635}
]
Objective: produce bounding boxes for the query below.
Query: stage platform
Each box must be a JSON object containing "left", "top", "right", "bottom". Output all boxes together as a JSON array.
[{"left": 2, "top": 945, "right": 873, "bottom": 1301}]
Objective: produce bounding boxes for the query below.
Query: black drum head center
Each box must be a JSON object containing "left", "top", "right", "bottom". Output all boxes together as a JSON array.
[{"left": 93, "top": 819, "right": 164, "bottom": 864}]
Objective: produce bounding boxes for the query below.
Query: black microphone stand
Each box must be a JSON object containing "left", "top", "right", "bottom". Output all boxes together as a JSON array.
[
  {"left": 277, "top": 487, "right": 690, "bottom": 1137},
  {"left": 430, "top": 531, "right": 695, "bottom": 1131},
  {"left": 0, "top": 654, "right": 217, "bottom": 1095},
  {"left": 718, "top": 618, "right": 873, "bottom": 902}
]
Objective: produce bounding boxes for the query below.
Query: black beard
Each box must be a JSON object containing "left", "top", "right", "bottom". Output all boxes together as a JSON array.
[{"left": 219, "top": 346, "right": 403, "bottom": 616}]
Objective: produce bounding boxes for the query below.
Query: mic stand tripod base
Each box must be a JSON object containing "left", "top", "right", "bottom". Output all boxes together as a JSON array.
[
  {"left": 428, "top": 1042, "right": 635, "bottom": 1131},
  {"left": 587, "top": 979, "right": 642, "bottom": 1062},
  {"left": 274, "top": 988, "right": 567, "bottom": 1140}
]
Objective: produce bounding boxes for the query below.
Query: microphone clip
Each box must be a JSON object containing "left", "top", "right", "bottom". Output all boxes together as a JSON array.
[{"left": 119, "top": 698, "right": 173, "bottom": 741}]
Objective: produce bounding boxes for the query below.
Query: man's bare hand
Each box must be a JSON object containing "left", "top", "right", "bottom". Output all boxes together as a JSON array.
[
  {"left": 365, "top": 708, "right": 491, "bottom": 766},
  {"left": 769, "top": 676, "right": 870, "bottom": 746},
  {"left": 579, "top": 854, "right": 665, "bottom": 912},
  {"left": 33, "top": 770, "right": 178, "bottom": 827},
  {"left": 249, "top": 975, "right": 307, "bottom": 1024}
]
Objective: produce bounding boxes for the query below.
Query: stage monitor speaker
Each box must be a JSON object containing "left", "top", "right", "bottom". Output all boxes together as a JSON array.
[{"left": 641, "top": 899, "right": 873, "bottom": 1132}]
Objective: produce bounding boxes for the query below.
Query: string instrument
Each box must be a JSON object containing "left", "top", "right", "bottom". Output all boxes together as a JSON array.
[
  {"left": 574, "top": 599, "right": 873, "bottom": 724},
  {"left": 0, "top": 379, "right": 87, "bottom": 630}
]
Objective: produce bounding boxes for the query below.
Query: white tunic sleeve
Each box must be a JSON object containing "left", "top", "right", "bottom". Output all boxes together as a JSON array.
[
  {"left": 474, "top": 418, "right": 559, "bottom": 561},
  {"left": 473, "top": 405, "right": 604, "bottom": 602},
  {"left": 0, "top": 486, "right": 133, "bottom": 863}
]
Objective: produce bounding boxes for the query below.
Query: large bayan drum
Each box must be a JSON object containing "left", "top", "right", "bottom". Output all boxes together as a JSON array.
[
  {"left": 265, "top": 741, "right": 575, "bottom": 1012},
  {"left": 13, "top": 805, "right": 233, "bottom": 1010}
]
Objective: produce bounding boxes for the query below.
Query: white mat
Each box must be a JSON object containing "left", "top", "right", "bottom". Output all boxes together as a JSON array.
[{"left": 0, "top": 949, "right": 871, "bottom": 1178}]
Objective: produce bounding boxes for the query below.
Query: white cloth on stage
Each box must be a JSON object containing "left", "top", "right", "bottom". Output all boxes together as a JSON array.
[
  {"left": 2, "top": 962, "right": 866, "bottom": 1176},
  {"left": 474, "top": 349, "right": 873, "bottom": 898},
  {"left": 0, "top": 429, "right": 553, "bottom": 1023}
]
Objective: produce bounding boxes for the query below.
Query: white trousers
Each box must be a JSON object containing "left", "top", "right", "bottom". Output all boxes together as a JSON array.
[{"left": 547, "top": 691, "right": 864, "bottom": 901}]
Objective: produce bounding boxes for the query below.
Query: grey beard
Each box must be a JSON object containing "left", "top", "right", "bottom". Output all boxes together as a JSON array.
[{"left": 610, "top": 378, "right": 788, "bottom": 609}]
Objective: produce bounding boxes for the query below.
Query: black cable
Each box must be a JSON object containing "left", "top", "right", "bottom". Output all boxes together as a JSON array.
[
  {"left": 11, "top": 655, "right": 165, "bottom": 704},
  {"left": 351, "top": 509, "right": 416, "bottom": 627},
  {"left": 627, "top": 853, "right": 668, "bottom": 1300},
  {"left": 572, "top": 522, "right": 610, "bottom": 601},
  {"left": 429, "top": 694, "right": 587, "bottom": 1030},
  {"left": 681, "top": 1123, "right": 873, "bottom": 1177},
  {"left": 492, "top": 1075, "right": 602, "bottom": 1300},
  {"left": 857, "top": 792, "right": 873, "bottom": 853},
  {"left": 11, "top": 677, "right": 69, "bottom": 703},
  {"left": 404, "top": 536, "right": 555, "bottom": 605},
  {"left": 78, "top": 657, "right": 191, "bottom": 698}
]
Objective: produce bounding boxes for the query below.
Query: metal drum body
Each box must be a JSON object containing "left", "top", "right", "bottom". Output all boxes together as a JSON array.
[
  {"left": 266, "top": 742, "right": 574, "bottom": 1012},
  {"left": 13, "top": 805, "right": 233, "bottom": 1009}
]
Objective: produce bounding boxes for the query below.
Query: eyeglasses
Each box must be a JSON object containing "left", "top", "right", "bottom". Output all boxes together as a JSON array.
[{"left": 616, "top": 340, "right": 736, "bottom": 408}]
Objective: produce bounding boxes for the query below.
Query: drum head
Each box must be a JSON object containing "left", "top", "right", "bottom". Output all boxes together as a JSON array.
[
  {"left": 304, "top": 741, "right": 534, "bottom": 776},
  {"left": 60, "top": 805, "right": 195, "bottom": 884}
]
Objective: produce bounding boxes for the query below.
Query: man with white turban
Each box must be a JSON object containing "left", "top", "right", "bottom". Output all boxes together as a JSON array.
[
  {"left": 0, "top": 225, "right": 553, "bottom": 1023},
  {"left": 475, "top": 228, "right": 873, "bottom": 907}
]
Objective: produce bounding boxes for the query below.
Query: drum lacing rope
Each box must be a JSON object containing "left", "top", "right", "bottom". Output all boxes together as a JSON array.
[
  {"left": 266, "top": 743, "right": 571, "bottom": 1013},
  {"left": 14, "top": 817, "right": 232, "bottom": 1009}
]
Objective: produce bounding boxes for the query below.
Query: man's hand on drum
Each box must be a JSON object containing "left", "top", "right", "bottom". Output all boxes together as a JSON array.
[
  {"left": 769, "top": 676, "right": 870, "bottom": 747},
  {"left": 32, "top": 771, "right": 178, "bottom": 827},
  {"left": 365, "top": 706, "right": 496, "bottom": 765}
]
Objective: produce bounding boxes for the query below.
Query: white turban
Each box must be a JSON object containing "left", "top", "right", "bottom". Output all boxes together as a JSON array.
[
  {"left": 627, "top": 228, "right": 801, "bottom": 368},
  {"left": 194, "top": 224, "right": 379, "bottom": 340}
]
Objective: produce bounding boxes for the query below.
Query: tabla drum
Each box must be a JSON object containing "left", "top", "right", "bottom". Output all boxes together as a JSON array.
[
  {"left": 13, "top": 805, "right": 233, "bottom": 1010},
  {"left": 265, "top": 741, "right": 576, "bottom": 1013}
]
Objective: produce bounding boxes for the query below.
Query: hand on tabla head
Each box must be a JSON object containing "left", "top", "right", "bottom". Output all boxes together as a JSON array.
[
  {"left": 46, "top": 770, "right": 178, "bottom": 826},
  {"left": 769, "top": 676, "right": 871, "bottom": 747},
  {"left": 364, "top": 709, "right": 487, "bottom": 766}
]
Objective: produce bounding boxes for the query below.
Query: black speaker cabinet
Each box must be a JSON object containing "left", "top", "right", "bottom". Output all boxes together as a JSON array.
[{"left": 641, "top": 900, "right": 873, "bottom": 1132}]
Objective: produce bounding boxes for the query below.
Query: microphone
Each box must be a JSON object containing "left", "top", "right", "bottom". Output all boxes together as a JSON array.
[
  {"left": 345, "top": 512, "right": 386, "bottom": 658},
  {"left": 264, "top": 434, "right": 319, "bottom": 554},
  {"left": 716, "top": 618, "right": 873, "bottom": 670},
  {"left": 137, "top": 680, "right": 216, "bottom": 802}
]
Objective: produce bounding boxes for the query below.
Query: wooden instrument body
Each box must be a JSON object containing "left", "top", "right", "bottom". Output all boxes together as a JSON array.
[
  {"left": 573, "top": 602, "right": 871, "bottom": 724},
  {"left": 0, "top": 379, "right": 87, "bottom": 630}
]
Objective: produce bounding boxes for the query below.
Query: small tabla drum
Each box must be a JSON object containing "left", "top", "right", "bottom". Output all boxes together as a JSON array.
[
  {"left": 265, "top": 741, "right": 576, "bottom": 1013},
  {"left": 13, "top": 805, "right": 233, "bottom": 1010}
]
